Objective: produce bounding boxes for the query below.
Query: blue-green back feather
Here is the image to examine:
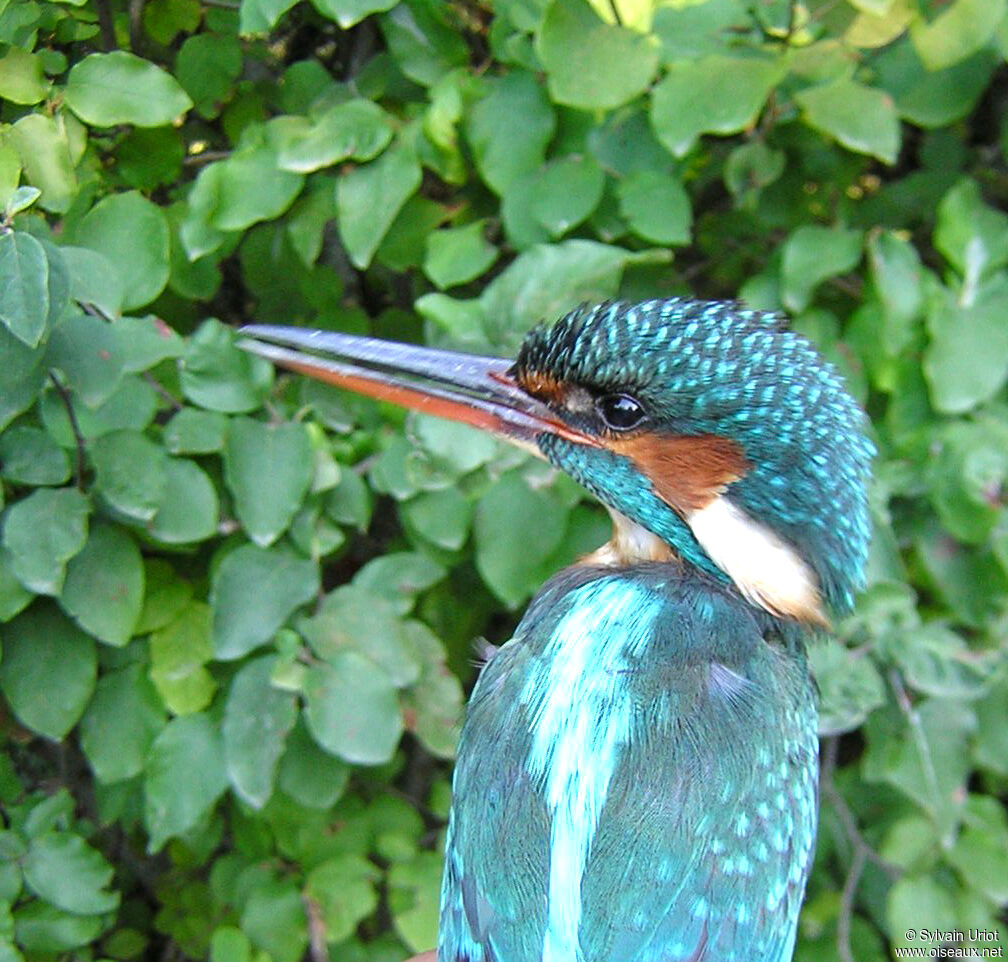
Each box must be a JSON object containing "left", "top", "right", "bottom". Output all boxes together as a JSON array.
[{"left": 440, "top": 564, "right": 817, "bottom": 962}]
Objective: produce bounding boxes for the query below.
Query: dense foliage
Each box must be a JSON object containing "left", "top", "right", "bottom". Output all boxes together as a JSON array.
[{"left": 0, "top": 0, "right": 1007, "bottom": 959}]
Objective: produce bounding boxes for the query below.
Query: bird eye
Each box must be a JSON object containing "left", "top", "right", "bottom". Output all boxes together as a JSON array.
[{"left": 597, "top": 393, "right": 646, "bottom": 431}]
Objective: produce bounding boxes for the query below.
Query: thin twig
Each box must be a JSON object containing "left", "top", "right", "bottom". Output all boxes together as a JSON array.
[
  {"left": 48, "top": 373, "right": 86, "bottom": 492},
  {"left": 303, "top": 894, "right": 329, "bottom": 962},
  {"left": 888, "top": 669, "right": 942, "bottom": 828}
]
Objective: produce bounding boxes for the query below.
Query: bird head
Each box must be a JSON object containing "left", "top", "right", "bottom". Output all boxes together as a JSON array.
[{"left": 240, "top": 298, "right": 873, "bottom": 627}]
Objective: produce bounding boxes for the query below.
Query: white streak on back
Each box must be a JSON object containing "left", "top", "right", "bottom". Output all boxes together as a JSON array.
[{"left": 521, "top": 580, "right": 662, "bottom": 962}]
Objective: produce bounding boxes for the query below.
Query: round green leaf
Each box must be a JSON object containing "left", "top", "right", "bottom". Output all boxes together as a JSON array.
[
  {"left": 144, "top": 713, "right": 227, "bottom": 852},
  {"left": 466, "top": 71, "right": 555, "bottom": 196},
  {"left": 59, "top": 522, "right": 144, "bottom": 646},
  {"left": 45, "top": 312, "right": 125, "bottom": 407},
  {"left": 223, "top": 418, "right": 313, "bottom": 547},
  {"left": 79, "top": 663, "right": 166, "bottom": 784},
  {"left": 64, "top": 51, "right": 193, "bottom": 127},
  {"left": 303, "top": 650, "right": 403, "bottom": 765},
  {"left": 0, "top": 47, "right": 49, "bottom": 105},
  {"left": 0, "top": 231, "right": 49, "bottom": 348},
  {"left": 91, "top": 430, "right": 168, "bottom": 522},
  {"left": 23, "top": 833, "right": 118, "bottom": 915},
  {"left": 223, "top": 657, "right": 297, "bottom": 808},
  {"left": 74, "top": 191, "right": 171, "bottom": 310},
  {"left": 336, "top": 141, "right": 422, "bottom": 269},
  {"left": 780, "top": 224, "right": 863, "bottom": 312},
  {"left": 650, "top": 54, "right": 784, "bottom": 157},
  {"left": 423, "top": 220, "right": 498, "bottom": 289},
  {"left": 276, "top": 99, "right": 393, "bottom": 172},
  {"left": 8, "top": 114, "right": 78, "bottom": 214},
  {"left": 617, "top": 169, "right": 692, "bottom": 246},
  {"left": 146, "top": 457, "right": 220, "bottom": 544},
  {"left": 277, "top": 718, "right": 349, "bottom": 809},
  {"left": 13, "top": 902, "right": 104, "bottom": 953},
  {"left": 0, "top": 426, "right": 70, "bottom": 486},
  {"left": 795, "top": 77, "right": 900, "bottom": 164},
  {"left": 0, "top": 325, "right": 46, "bottom": 433},
  {"left": 180, "top": 318, "right": 274, "bottom": 413},
  {"left": 148, "top": 601, "right": 216, "bottom": 715},
  {"left": 303, "top": 855, "right": 379, "bottom": 944},
  {"left": 210, "top": 542, "right": 319, "bottom": 660},
  {"left": 0, "top": 603, "right": 97, "bottom": 740},
  {"left": 475, "top": 473, "right": 566, "bottom": 607},
  {"left": 2, "top": 487, "right": 90, "bottom": 596},
  {"left": 164, "top": 408, "right": 228, "bottom": 454},
  {"left": 310, "top": 0, "right": 395, "bottom": 26},
  {"left": 531, "top": 155, "right": 606, "bottom": 237},
  {"left": 536, "top": 0, "right": 659, "bottom": 110}
]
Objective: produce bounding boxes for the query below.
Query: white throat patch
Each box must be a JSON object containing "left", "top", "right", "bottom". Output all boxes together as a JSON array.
[{"left": 687, "top": 496, "right": 826, "bottom": 626}]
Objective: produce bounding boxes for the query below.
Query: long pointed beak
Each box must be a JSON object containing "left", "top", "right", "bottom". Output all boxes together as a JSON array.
[{"left": 237, "top": 325, "right": 598, "bottom": 451}]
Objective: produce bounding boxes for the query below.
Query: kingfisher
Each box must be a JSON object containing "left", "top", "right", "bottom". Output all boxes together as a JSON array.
[{"left": 239, "top": 298, "right": 873, "bottom": 962}]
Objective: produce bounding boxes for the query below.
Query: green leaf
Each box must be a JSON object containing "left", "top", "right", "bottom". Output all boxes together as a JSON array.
[
  {"left": 23, "top": 833, "right": 118, "bottom": 914},
  {"left": 887, "top": 875, "right": 957, "bottom": 949},
  {"left": 239, "top": 877, "right": 307, "bottom": 962},
  {"left": 909, "top": 0, "right": 1005, "bottom": 69},
  {"left": 388, "top": 852, "right": 441, "bottom": 951},
  {"left": 934, "top": 177, "right": 1008, "bottom": 278},
  {"left": 304, "top": 856, "right": 379, "bottom": 944},
  {"left": 210, "top": 927, "right": 251, "bottom": 962},
  {"left": 223, "top": 418, "right": 313, "bottom": 547},
  {"left": 164, "top": 408, "right": 228, "bottom": 454},
  {"left": 399, "top": 621, "right": 462, "bottom": 759},
  {"left": 863, "top": 698, "right": 974, "bottom": 841},
  {"left": 303, "top": 650, "right": 403, "bottom": 765},
  {"left": 45, "top": 312, "right": 125, "bottom": 407},
  {"left": 277, "top": 719, "right": 349, "bottom": 809},
  {"left": 650, "top": 54, "right": 784, "bottom": 157},
  {"left": 79, "top": 663, "right": 166, "bottom": 783},
  {"left": 300, "top": 585, "right": 422, "bottom": 687},
  {"left": 531, "top": 155, "right": 606, "bottom": 237},
  {"left": 147, "top": 457, "right": 220, "bottom": 545},
  {"left": 114, "top": 314, "right": 185, "bottom": 373},
  {"left": 276, "top": 99, "right": 393, "bottom": 172},
  {"left": 352, "top": 552, "right": 446, "bottom": 616},
  {"left": 176, "top": 34, "right": 242, "bottom": 119},
  {"left": 309, "top": 0, "right": 395, "bottom": 26},
  {"left": 59, "top": 246, "right": 124, "bottom": 319},
  {"left": 0, "top": 547, "right": 32, "bottom": 622},
  {"left": 809, "top": 638, "right": 886, "bottom": 736},
  {"left": 378, "top": 0, "right": 468, "bottom": 87},
  {"left": 0, "top": 326, "right": 46, "bottom": 433},
  {"left": 866, "top": 230, "right": 923, "bottom": 352},
  {"left": 74, "top": 191, "right": 171, "bottom": 310},
  {"left": 211, "top": 543, "right": 320, "bottom": 659},
  {"left": 466, "top": 71, "right": 555, "bottom": 195},
  {"left": 0, "top": 230, "right": 49, "bottom": 348},
  {"left": 238, "top": 0, "right": 298, "bottom": 32},
  {"left": 423, "top": 221, "right": 498, "bottom": 289},
  {"left": 136, "top": 558, "right": 193, "bottom": 634},
  {"left": 0, "top": 47, "right": 48, "bottom": 105},
  {"left": 0, "top": 426, "right": 70, "bottom": 486},
  {"left": 2, "top": 487, "right": 90, "bottom": 596},
  {"left": 180, "top": 318, "right": 274, "bottom": 413},
  {"left": 64, "top": 51, "right": 193, "bottom": 127},
  {"left": 144, "top": 713, "right": 228, "bottom": 851},
  {"left": 91, "top": 430, "right": 167, "bottom": 522},
  {"left": 0, "top": 603, "right": 96, "bottom": 740},
  {"left": 780, "top": 225, "right": 863, "bottom": 312},
  {"left": 336, "top": 141, "right": 423, "bottom": 269},
  {"left": 13, "top": 903, "right": 104, "bottom": 953},
  {"left": 475, "top": 473, "right": 567, "bottom": 607},
  {"left": 59, "top": 522, "right": 144, "bottom": 646},
  {"left": 795, "top": 77, "right": 900, "bottom": 164},
  {"left": 7, "top": 114, "right": 77, "bottom": 214},
  {"left": 400, "top": 487, "right": 472, "bottom": 551},
  {"left": 149, "top": 601, "right": 217, "bottom": 715},
  {"left": 947, "top": 795, "right": 1008, "bottom": 903},
  {"left": 536, "top": 0, "right": 659, "bottom": 110},
  {"left": 617, "top": 169, "right": 692, "bottom": 246},
  {"left": 223, "top": 657, "right": 297, "bottom": 808},
  {"left": 923, "top": 285, "right": 1008, "bottom": 413}
]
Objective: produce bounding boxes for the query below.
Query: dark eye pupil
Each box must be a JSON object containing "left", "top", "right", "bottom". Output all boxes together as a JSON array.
[{"left": 599, "top": 394, "right": 644, "bottom": 430}]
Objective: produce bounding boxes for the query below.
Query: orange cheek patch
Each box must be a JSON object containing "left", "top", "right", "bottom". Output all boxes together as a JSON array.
[{"left": 606, "top": 433, "right": 750, "bottom": 515}]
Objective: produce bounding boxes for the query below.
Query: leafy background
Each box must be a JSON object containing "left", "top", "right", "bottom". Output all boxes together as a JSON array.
[{"left": 0, "top": 0, "right": 1007, "bottom": 959}]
